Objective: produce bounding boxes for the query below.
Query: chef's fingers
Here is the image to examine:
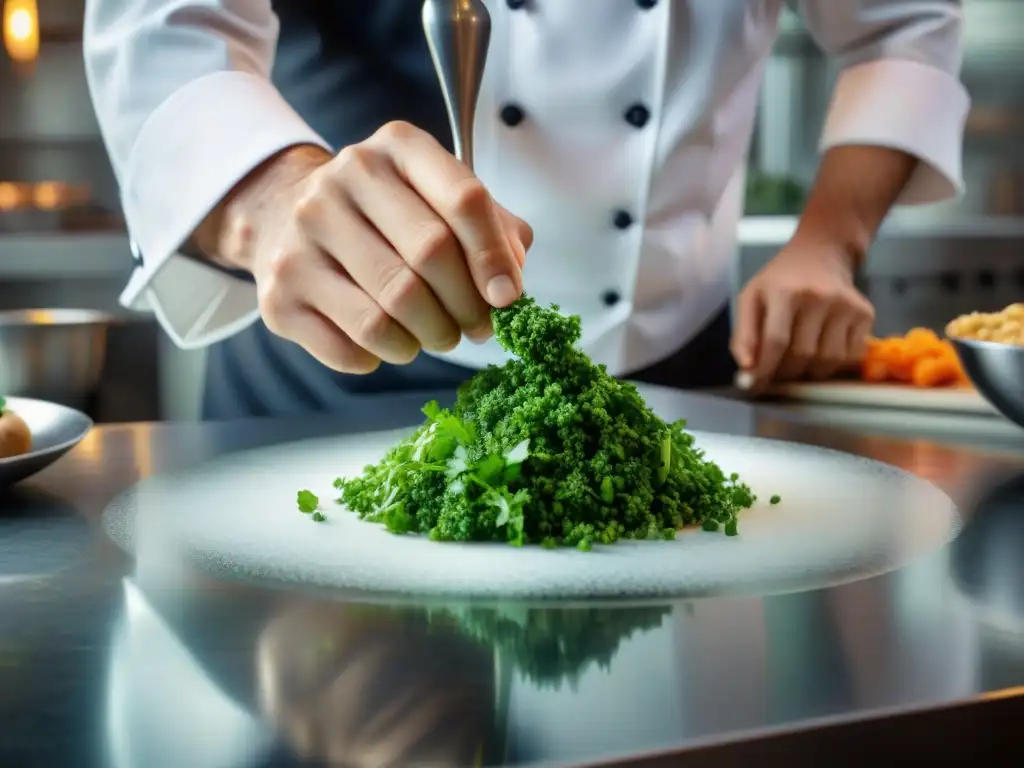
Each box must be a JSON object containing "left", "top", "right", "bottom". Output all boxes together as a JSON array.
[
  {"left": 730, "top": 286, "right": 764, "bottom": 373},
  {"left": 304, "top": 257, "right": 423, "bottom": 366},
  {"left": 256, "top": 249, "right": 381, "bottom": 373},
  {"left": 261, "top": 243, "right": 419, "bottom": 368},
  {"left": 340, "top": 158, "right": 493, "bottom": 343},
  {"left": 375, "top": 122, "right": 523, "bottom": 308},
  {"left": 496, "top": 203, "right": 533, "bottom": 268},
  {"left": 846, "top": 314, "right": 874, "bottom": 370},
  {"left": 296, "top": 177, "right": 464, "bottom": 353},
  {"left": 266, "top": 302, "right": 383, "bottom": 374},
  {"left": 775, "top": 301, "right": 828, "bottom": 381},
  {"left": 753, "top": 292, "right": 796, "bottom": 385},
  {"left": 806, "top": 311, "right": 851, "bottom": 380}
]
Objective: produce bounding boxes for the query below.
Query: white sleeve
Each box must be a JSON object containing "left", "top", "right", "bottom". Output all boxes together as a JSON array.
[
  {"left": 83, "top": 0, "right": 333, "bottom": 349},
  {"left": 799, "top": 0, "right": 970, "bottom": 206}
]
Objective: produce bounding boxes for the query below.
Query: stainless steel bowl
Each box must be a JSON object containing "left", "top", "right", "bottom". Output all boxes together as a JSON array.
[
  {"left": 950, "top": 336, "right": 1024, "bottom": 428},
  {"left": 0, "top": 309, "right": 111, "bottom": 407}
]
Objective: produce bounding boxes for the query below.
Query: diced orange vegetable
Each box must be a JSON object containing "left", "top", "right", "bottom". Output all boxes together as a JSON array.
[
  {"left": 911, "top": 356, "right": 959, "bottom": 387},
  {"left": 861, "top": 358, "right": 889, "bottom": 382},
  {"left": 859, "top": 328, "right": 970, "bottom": 388}
]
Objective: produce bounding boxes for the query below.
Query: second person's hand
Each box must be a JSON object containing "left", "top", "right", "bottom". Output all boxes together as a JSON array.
[
  {"left": 730, "top": 234, "right": 874, "bottom": 390},
  {"left": 202, "top": 120, "right": 532, "bottom": 373}
]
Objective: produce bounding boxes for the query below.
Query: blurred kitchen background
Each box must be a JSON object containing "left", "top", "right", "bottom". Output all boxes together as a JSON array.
[{"left": 1, "top": 0, "right": 1022, "bottom": 422}]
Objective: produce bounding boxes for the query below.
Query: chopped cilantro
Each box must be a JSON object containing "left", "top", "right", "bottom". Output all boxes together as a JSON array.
[
  {"left": 770, "top": 494, "right": 781, "bottom": 505},
  {"left": 311, "top": 511, "right": 326, "bottom": 522}
]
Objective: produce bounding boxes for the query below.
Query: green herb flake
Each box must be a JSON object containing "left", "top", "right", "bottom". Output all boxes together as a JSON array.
[
  {"left": 311, "top": 511, "right": 326, "bottom": 523},
  {"left": 297, "top": 489, "right": 319, "bottom": 514},
  {"left": 770, "top": 494, "right": 781, "bottom": 505}
]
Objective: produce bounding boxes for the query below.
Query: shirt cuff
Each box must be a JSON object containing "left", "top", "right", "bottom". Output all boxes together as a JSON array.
[
  {"left": 820, "top": 59, "right": 970, "bottom": 205},
  {"left": 120, "top": 256, "right": 261, "bottom": 349},
  {"left": 121, "top": 70, "right": 332, "bottom": 348}
]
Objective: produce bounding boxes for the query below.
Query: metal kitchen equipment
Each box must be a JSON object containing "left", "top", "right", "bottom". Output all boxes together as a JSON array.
[
  {"left": 0, "top": 309, "right": 111, "bottom": 406},
  {"left": 422, "top": 0, "right": 492, "bottom": 170},
  {"left": 951, "top": 336, "right": 1024, "bottom": 430}
]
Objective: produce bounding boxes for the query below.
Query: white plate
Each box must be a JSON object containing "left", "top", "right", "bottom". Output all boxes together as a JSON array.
[
  {"left": 0, "top": 397, "right": 93, "bottom": 488},
  {"left": 766, "top": 381, "right": 996, "bottom": 415},
  {"left": 105, "top": 429, "right": 960, "bottom": 600},
  {"left": 104, "top": 429, "right": 959, "bottom": 600}
]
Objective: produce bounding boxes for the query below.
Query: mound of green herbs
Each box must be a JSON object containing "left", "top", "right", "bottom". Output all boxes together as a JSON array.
[{"left": 333, "top": 295, "right": 756, "bottom": 550}]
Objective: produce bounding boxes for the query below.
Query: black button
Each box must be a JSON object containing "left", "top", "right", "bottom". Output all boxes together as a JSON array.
[
  {"left": 602, "top": 290, "right": 621, "bottom": 307},
  {"left": 624, "top": 103, "right": 650, "bottom": 128},
  {"left": 635, "top": 0, "right": 658, "bottom": 8},
  {"left": 500, "top": 103, "right": 525, "bottom": 127},
  {"left": 507, "top": 0, "right": 527, "bottom": 8},
  {"left": 612, "top": 209, "right": 633, "bottom": 230}
]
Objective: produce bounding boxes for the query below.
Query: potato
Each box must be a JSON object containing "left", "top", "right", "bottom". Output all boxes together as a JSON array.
[{"left": 0, "top": 409, "right": 32, "bottom": 458}]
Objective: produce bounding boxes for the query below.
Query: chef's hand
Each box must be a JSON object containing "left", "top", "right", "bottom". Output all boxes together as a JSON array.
[
  {"left": 202, "top": 121, "right": 532, "bottom": 374},
  {"left": 730, "top": 235, "right": 875, "bottom": 390}
]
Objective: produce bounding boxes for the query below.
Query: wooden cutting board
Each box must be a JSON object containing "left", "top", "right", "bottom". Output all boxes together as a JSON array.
[{"left": 764, "top": 381, "right": 997, "bottom": 416}]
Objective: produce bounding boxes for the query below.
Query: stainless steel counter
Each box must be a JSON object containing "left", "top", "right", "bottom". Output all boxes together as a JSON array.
[{"left": 1, "top": 387, "right": 1023, "bottom": 767}]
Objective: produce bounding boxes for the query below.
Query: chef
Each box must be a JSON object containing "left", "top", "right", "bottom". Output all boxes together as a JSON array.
[{"left": 83, "top": 0, "right": 968, "bottom": 420}]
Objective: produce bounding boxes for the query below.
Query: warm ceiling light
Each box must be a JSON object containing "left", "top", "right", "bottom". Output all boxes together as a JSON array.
[{"left": 3, "top": 0, "right": 40, "bottom": 64}]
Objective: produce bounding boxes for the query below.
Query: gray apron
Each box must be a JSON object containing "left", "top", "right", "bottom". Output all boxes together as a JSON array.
[{"left": 202, "top": 0, "right": 735, "bottom": 421}]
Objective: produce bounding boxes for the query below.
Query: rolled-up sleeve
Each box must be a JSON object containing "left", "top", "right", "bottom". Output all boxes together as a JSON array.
[
  {"left": 799, "top": 0, "right": 970, "bottom": 205},
  {"left": 83, "top": 0, "right": 332, "bottom": 348}
]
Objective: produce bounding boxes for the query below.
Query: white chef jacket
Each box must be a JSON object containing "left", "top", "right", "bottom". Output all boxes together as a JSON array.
[{"left": 83, "top": 0, "right": 969, "bottom": 376}]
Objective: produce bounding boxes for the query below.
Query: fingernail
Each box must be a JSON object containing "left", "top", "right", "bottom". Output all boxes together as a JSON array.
[
  {"left": 735, "top": 371, "right": 756, "bottom": 391},
  {"left": 486, "top": 275, "right": 518, "bottom": 307},
  {"left": 466, "top": 326, "right": 493, "bottom": 344}
]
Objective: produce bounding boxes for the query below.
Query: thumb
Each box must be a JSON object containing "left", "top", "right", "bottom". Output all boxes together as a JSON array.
[
  {"left": 496, "top": 204, "right": 533, "bottom": 269},
  {"left": 731, "top": 287, "right": 763, "bottom": 372}
]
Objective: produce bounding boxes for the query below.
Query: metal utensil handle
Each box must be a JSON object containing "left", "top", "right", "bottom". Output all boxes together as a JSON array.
[{"left": 422, "top": 0, "right": 492, "bottom": 171}]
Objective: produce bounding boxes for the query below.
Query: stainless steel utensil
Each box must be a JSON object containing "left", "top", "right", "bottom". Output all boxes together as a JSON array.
[
  {"left": 950, "top": 336, "right": 1024, "bottom": 428},
  {"left": 0, "top": 309, "right": 111, "bottom": 407},
  {"left": 0, "top": 396, "right": 93, "bottom": 488},
  {"left": 422, "top": 0, "right": 492, "bottom": 170}
]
